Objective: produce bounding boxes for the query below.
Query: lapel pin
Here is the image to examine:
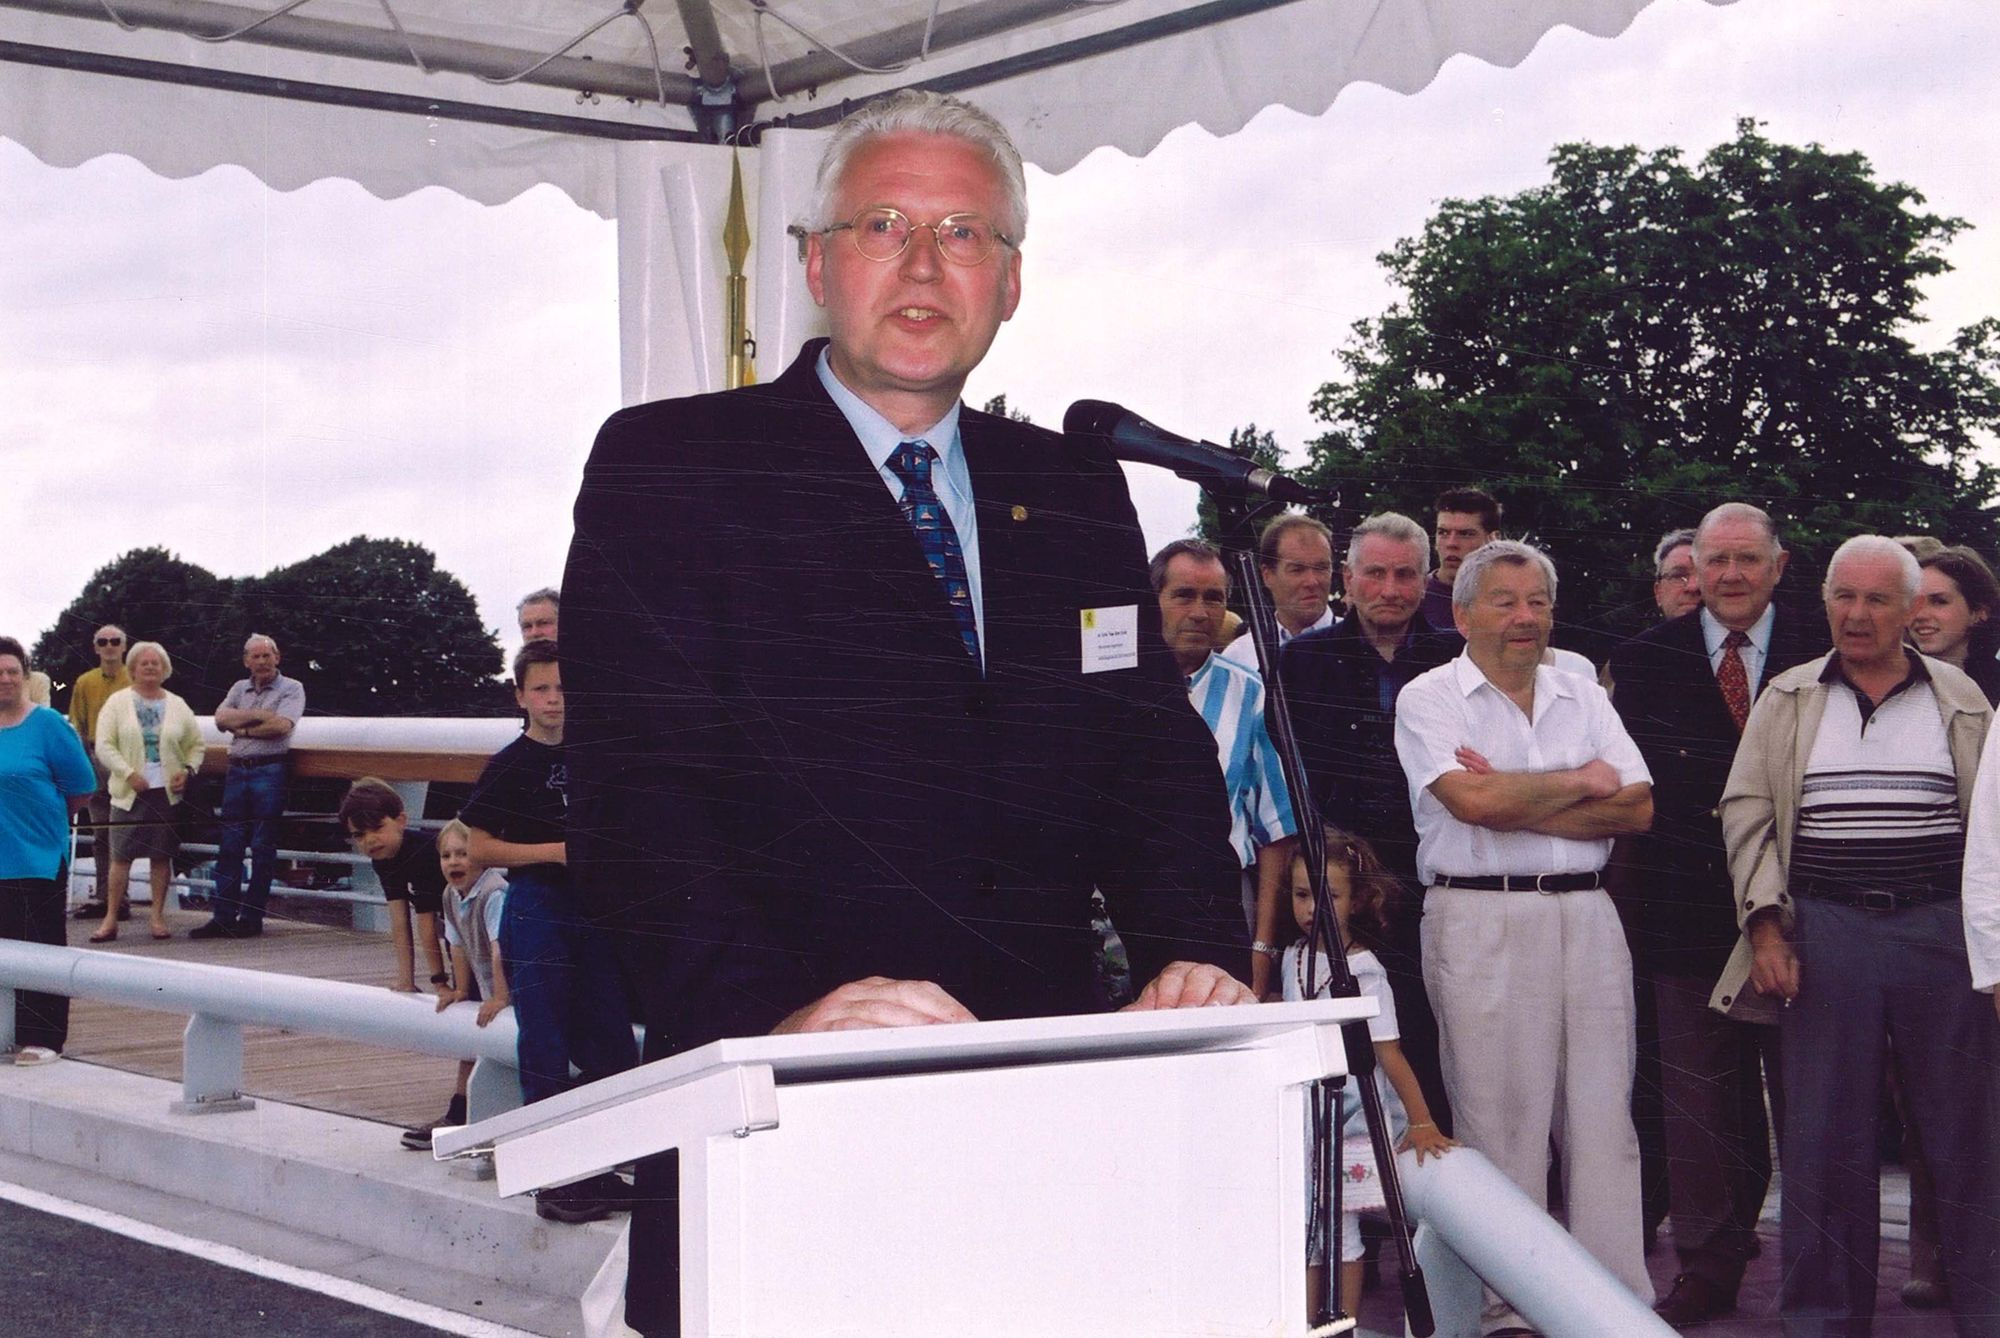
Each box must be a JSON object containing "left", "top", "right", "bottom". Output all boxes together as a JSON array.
[{"left": 1011, "top": 505, "right": 1029, "bottom": 522}]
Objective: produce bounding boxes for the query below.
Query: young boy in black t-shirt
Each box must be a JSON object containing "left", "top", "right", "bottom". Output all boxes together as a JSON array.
[
  {"left": 339, "top": 778, "right": 448, "bottom": 995},
  {"left": 462, "top": 640, "right": 637, "bottom": 1224}
]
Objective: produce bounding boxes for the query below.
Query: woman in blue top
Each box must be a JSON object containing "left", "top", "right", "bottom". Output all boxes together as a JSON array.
[{"left": 0, "top": 636, "right": 97, "bottom": 1061}]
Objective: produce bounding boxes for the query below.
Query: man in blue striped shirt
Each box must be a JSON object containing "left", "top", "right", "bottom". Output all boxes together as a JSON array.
[{"left": 1153, "top": 540, "right": 1298, "bottom": 997}]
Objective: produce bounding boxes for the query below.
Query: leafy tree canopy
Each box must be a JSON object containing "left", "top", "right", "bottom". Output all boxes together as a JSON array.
[
  {"left": 1300, "top": 118, "right": 2000, "bottom": 642},
  {"left": 33, "top": 538, "right": 508, "bottom": 716}
]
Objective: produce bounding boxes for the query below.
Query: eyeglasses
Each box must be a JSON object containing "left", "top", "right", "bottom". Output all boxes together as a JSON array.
[
  {"left": 95, "top": 637, "right": 124, "bottom": 646},
  {"left": 821, "top": 207, "right": 1015, "bottom": 266},
  {"left": 1654, "top": 570, "right": 1696, "bottom": 585}
]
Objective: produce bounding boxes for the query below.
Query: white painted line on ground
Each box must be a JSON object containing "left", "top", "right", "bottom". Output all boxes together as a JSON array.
[{"left": 0, "top": 1176, "right": 543, "bottom": 1338}]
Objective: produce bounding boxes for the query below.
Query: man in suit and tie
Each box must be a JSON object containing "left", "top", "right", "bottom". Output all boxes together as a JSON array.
[
  {"left": 561, "top": 89, "right": 1250, "bottom": 1335},
  {"left": 1607, "top": 501, "right": 1828, "bottom": 1328}
]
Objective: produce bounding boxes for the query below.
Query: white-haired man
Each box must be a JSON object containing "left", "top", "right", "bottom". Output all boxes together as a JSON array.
[
  {"left": 562, "top": 90, "right": 1250, "bottom": 1336},
  {"left": 1607, "top": 502, "right": 1827, "bottom": 1326},
  {"left": 1394, "top": 540, "right": 1656, "bottom": 1333},
  {"left": 1720, "top": 535, "right": 2000, "bottom": 1334},
  {"left": 193, "top": 634, "right": 304, "bottom": 939}
]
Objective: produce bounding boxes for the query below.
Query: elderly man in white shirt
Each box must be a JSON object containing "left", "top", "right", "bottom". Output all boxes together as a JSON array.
[{"left": 1394, "top": 540, "right": 1656, "bottom": 1335}]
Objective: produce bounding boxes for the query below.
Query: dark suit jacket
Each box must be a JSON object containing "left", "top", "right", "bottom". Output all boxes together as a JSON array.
[
  {"left": 1607, "top": 603, "right": 1828, "bottom": 976},
  {"left": 1278, "top": 613, "right": 1455, "bottom": 877},
  {"left": 562, "top": 342, "right": 1243, "bottom": 1051}
]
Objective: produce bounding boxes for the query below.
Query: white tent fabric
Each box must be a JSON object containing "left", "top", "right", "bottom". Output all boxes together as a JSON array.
[{"left": 0, "top": 0, "right": 1732, "bottom": 212}]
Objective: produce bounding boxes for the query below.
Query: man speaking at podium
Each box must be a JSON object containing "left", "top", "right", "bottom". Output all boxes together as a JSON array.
[{"left": 561, "top": 90, "right": 1251, "bottom": 1333}]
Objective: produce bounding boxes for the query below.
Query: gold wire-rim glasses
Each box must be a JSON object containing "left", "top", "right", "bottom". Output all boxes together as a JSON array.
[{"left": 816, "top": 206, "right": 1017, "bottom": 266}]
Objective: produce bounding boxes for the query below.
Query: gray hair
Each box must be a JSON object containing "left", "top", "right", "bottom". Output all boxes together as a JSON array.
[
  {"left": 1149, "top": 539, "right": 1224, "bottom": 594},
  {"left": 1825, "top": 534, "right": 1921, "bottom": 600},
  {"left": 1694, "top": 502, "right": 1783, "bottom": 558},
  {"left": 516, "top": 587, "right": 560, "bottom": 616},
  {"left": 800, "top": 90, "right": 1029, "bottom": 242},
  {"left": 125, "top": 640, "right": 173, "bottom": 680},
  {"left": 1652, "top": 527, "right": 1697, "bottom": 574},
  {"left": 243, "top": 633, "right": 279, "bottom": 656},
  {"left": 1346, "top": 512, "right": 1430, "bottom": 569},
  {"left": 1453, "top": 539, "right": 1558, "bottom": 608}
]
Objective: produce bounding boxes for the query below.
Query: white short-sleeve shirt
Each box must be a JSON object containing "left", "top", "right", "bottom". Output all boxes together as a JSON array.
[{"left": 1394, "top": 654, "right": 1651, "bottom": 886}]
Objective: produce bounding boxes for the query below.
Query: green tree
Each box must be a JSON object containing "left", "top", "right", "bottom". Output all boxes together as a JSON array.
[
  {"left": 981, "top": 393, "right": 1032, "bottom": 423},
  {"left": 249, "top": 538, "right": 508, "bottom": 716},
  {"left": 35, "top": 538, "right": 507, "bottom": 716},
  {"left": 1302, "top": 119, "right": 2000, "bottom": 640},
  {"left": 33, "top": 548, "right": 242, "bottom": 709}
]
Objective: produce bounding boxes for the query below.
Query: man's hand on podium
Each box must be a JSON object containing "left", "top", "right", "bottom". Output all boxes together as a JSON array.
[
  {"left": 772, "top": 976, "right": 979, "bottom": 1033},
  {"left": 1121, "top": 961, "right": 1258, "bottom": 1012}
]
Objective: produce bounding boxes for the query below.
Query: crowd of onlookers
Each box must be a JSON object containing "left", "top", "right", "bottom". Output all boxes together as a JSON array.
[
  {"left": 1156, "top": 489, "right": 2000, "bottom": 1335},
  {"left": 9, "top": 489, "right": 2000, "bottom": 1304},
  {"left": 0, "top": 587, "right": 640, "bottom": 1224}
]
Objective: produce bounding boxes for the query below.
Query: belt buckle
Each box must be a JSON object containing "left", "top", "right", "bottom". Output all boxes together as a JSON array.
[
  {"left": 1860, "top": 889, "right": 1897, "bottom": 912},
  {"left": 1535, "top": 874, "right": 1558, "bottom": 895}
]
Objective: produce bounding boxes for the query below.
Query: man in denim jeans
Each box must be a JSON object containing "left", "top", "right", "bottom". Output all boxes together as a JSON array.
[{"left": 192, "top": 634, "right": 304, "bottom": 939}]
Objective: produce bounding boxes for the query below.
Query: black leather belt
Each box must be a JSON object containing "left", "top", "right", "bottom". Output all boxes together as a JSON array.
[
  {"left": 230, "top": 753, "right": 289, "bottom": 768},
  {"left": 1795, "top": 882, "right": 1956, "bottom": 912},
  {"left": 1433, "top": 871, "right": 1602, "bottom": 893}
]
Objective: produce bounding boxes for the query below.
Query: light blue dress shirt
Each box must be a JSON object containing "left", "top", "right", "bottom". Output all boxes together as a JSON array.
[
  {"left": 817, "top": 349, "right": 986, "bottom": 665},
  {"left": 1700, "top": 602, "right": 1776, "bottom": 697}
]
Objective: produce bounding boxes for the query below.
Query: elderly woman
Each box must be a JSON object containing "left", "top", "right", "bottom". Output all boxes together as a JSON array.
[
  {"left": 1913, "top": 546, "right": 2000, "bottom": 705},
  {"left": 0, "top": 636, "right": 97, "bottom": 1060},
  {"left": 92, "top": 641, "right": 204, "bottom": 943}
]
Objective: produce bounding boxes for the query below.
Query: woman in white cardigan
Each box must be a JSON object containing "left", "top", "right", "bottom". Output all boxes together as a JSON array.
[{"left": 92, "top": 641, "right": 203, "bottom": 942}]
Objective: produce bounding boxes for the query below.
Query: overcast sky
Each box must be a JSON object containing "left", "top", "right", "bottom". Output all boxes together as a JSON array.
[{"left": 4, "top": 0, "right": 1995, "bottom": 668}]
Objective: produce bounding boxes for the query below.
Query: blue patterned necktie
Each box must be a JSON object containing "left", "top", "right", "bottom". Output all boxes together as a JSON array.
[{"left": 887, "top": 440, "right": 980, "bottom": 662}]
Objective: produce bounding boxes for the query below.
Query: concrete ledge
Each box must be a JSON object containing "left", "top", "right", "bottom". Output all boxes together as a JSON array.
[{"left": 0, "top": 1057, "right": 618, "bottom": 1336}]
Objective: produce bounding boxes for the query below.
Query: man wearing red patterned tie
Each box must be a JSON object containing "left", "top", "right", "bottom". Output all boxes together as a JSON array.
[{"left": 1606, "top": 502, "right": 1827, "bottom": 1328}]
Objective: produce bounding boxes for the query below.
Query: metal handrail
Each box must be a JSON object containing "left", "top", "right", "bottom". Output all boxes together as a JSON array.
[{"left": 0, "top": 940, "right": 522, "bottom": 1120}]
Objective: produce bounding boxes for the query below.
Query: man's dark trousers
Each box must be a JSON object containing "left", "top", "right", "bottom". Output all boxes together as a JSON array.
[
  {"left": 1777, "top": 899, "right": 2000, "bottom": 1336},
  {"left": 211, "top": 758, "right": 287, "bottom": 931},
  {"left": 1608, "top": 605, "right": 1825, "bottom": 1294}
]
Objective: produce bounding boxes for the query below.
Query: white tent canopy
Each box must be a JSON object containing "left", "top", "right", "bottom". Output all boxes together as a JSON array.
[
  {"left": 0, "top": 0, "right": 1732, "bottom": 399},
  {"left": 1, "top": 0, "right": 1729, "bottom": 209}
]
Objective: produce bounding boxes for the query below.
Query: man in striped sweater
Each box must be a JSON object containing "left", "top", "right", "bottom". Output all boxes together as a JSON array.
[
  {"left": 1152, "top": 540, "right": 1298, "bottom": 998},
  {"left": 1718, "top": 534, "right": 2000, "bottom": 1336}
]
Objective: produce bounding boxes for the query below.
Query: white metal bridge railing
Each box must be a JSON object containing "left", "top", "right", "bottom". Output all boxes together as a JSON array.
[{"left": 0, "top": 939, "right": 526, "bottom": 1122}]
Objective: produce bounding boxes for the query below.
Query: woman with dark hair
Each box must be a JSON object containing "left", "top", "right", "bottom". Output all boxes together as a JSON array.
[
  {"left": 1913, "top": 546, "right": 2000, "bottom": 704},
  {"left": 0, "top": 635, "right": 97, "bottom": 1062}
]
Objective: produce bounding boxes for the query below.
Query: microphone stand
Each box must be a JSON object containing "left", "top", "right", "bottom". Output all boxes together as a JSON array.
[{"left": 1213, "top": 493, "right": 1434, "bottom": 1338}]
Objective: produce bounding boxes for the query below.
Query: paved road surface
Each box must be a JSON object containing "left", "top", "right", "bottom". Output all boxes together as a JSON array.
[{"left": 0, "top": 1196, "right": 458, "bottom": 1337}]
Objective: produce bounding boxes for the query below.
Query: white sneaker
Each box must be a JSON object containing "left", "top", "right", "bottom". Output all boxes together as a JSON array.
[{"left": 10, "top": 1046, "right": 60, "bottom": 1067}]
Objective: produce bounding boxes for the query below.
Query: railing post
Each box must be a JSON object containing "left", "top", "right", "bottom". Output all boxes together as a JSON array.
[
  {"left": 0, "top": 984, "right": 15, "bottom": 1054},
  {"left": 173, "top": 1013, "right": 257, "bottom": 1114},
  {"left": 466, "top": 1053, "right": 524, "bottom": 1125}
]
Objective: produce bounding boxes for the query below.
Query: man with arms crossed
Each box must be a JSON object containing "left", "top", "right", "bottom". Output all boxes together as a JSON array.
[
  {"left": 1395, "top": 540, "right": 1655, "bottom": 1335},
  {"left": 195, "top": 634, "right": 305, "bottom": 939},
  {"left": 562, "top": 91, "right": 1249, "bottom": 1335}
]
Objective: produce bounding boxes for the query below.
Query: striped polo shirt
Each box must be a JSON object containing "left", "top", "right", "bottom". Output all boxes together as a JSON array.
[
  {"left": 1791, "top": 657, "right": 1963, "bottom": 902},
  {"left": 1185, "top": 652, "right": 1298, "bottom": 869}
]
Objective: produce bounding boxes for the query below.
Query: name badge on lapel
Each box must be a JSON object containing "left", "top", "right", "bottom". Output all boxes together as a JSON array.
[{"left": 1079, "top": 605, "right": 1139, "bottom": 674}]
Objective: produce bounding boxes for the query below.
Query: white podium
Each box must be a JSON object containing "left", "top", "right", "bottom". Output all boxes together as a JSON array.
[{"left": 436, "top": 999, "right": 1371, "bottom": 1337}]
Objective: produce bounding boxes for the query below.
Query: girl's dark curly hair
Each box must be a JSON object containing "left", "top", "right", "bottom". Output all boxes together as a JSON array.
[{"left": 1289, "top": 825, "right": 1400, "bottom": 953}]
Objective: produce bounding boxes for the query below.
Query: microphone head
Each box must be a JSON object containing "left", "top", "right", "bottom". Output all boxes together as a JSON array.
[{"left": 1062, "top": 399, "right": 1127, "bottom": 441}]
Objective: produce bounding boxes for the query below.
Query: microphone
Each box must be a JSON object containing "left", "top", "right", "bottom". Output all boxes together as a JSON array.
[{"left": 1063, "top": 400, "right": 1318, "bottom": 504}]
